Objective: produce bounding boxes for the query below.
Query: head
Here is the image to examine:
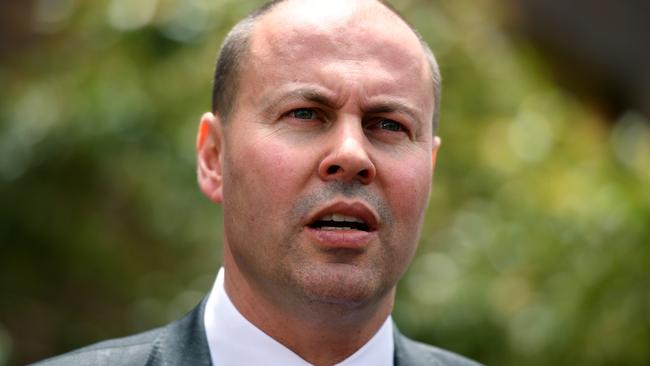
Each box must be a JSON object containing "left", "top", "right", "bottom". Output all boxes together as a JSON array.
[{"left": 197, "top": 0, "right": 442, "bottom": 316}]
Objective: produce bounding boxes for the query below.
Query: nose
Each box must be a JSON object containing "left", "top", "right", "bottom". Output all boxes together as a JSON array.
[{"left": 317, "top": 122, "right": 376, "bottom": 185}]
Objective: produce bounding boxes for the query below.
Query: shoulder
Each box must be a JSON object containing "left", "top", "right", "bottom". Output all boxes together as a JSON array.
[
  {"left": 394, "top": 328, "right": 483, "bottom": 366},
  {"left": 29, "top": 298, "right": 211, "bottom": 366},
  {"left": 29, "top": 327, "right": 163, "bottom": 366}
]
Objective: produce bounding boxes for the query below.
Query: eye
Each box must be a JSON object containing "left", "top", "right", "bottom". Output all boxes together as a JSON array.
[
  {"left": 290, "top": 108, "right": 316, "bottom": 120},
  {"left": 377, "top": 119, "right": 405, "bottom": 132}
]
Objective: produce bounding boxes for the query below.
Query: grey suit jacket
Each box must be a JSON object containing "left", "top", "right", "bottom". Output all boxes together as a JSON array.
[{"left": 32, "top": 299, "right": 482, "bottom": 366}]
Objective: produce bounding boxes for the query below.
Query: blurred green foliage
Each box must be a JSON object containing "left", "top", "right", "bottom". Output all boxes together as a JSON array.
[{"left": 1, "top": 0, "right": 649, "bottom": 365}]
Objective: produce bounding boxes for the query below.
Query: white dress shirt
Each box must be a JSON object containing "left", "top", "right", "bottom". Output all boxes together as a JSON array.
[{"left": 204, "top": 268, "right": 394, "bottom": 366}]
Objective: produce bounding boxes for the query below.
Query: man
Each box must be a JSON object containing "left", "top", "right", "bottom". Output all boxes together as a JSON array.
[{"left": 34, "top": 0, "right": 481, "bottom": 365}]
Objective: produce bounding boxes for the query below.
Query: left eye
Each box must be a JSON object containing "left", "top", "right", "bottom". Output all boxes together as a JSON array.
[
  {"left": 377, "top": 119, "right": 404, "bottom": 132},
  {"left": 290, "top": 108, "right": 316, "bottom": 120}
]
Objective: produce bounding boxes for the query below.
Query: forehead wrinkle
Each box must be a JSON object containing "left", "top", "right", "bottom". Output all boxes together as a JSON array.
[
  {"left": 250, "top": 36, "right": 428, "bottom": 101},
  {"left": 260, "top": 85, "right": 345, "bottom": 112}
]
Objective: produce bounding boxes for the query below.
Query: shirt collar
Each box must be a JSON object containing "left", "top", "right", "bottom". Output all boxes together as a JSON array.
[{"left": 204, "top": 267, "right": 394, "bottom": 366}]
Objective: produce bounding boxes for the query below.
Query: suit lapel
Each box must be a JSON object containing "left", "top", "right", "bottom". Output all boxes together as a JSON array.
[
  {"left": 393, "top": 323, "right": 440, "bottom": 366},
  {"left": 146, "top": 298, "right": 212, "bottom": 366}
]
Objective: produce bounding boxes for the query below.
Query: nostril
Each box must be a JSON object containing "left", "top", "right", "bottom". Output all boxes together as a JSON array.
[
  {"left": 358, "top": 169, "right": 369, "bottom": 178},
  {"left": 327, "top": 165, "right": 341, "bottom": 175}
]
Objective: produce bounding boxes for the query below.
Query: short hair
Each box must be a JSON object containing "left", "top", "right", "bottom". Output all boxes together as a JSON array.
[{"left": 211, "top": 0, "right": 442, "bottom": 133}]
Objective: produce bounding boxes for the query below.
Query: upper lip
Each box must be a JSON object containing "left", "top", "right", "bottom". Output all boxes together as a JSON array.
[{"left": 306, "top": 200, "right": 379, "bottom": 231}]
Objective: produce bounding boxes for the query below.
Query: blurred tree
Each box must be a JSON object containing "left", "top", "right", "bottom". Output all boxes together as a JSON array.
[{"left": 506, "top": 0, "right": 650, "bottom": 122}]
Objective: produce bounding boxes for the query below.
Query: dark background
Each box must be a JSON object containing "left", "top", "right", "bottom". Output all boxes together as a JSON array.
[{"left": 1, "top": 0, "right": 649, "bottom": 365}]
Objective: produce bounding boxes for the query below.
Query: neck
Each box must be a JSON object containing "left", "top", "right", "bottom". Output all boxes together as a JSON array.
[{"left": 222, "top": 251, "right": 394, "bottom": 365}]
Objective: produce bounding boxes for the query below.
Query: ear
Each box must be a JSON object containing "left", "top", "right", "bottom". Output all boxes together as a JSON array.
[
  {"left": 197, "top": 112, "right": 224, "bottom": 203},
  {"left": 431, "top": 136, "right": 441, "bottom": 170}
]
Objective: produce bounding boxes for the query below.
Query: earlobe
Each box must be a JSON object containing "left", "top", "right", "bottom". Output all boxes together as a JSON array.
[
  {"left": 197, "top": 112, "right": 224, "bottom": 203},
  {"left": 431, "top": 136, "right": 441, "bottom": 170}
]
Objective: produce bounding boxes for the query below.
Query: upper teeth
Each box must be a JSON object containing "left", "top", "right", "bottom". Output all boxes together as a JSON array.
[{"left": 320, "top": 214, "right": 364, "bottom": 223}]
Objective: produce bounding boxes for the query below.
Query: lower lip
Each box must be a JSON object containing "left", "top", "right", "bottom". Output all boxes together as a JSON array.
[{"left": 305, "top": 227, "right": 376, "bottom": 250}]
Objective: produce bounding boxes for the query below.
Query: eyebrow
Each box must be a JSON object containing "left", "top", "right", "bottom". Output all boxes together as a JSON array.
[
  {"left": 296, "top": 88, "right": 340, "bottom": 108},
  {"left": 261, "top": 86, "right": 342, "bottom": 112}
]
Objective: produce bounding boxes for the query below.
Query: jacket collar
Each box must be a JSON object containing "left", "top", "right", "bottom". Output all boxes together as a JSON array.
[
  {"left": 144, "top": 298, "right": 434, "bottom": 366},
  {"left": 145, "top": 297, "right": 212, "bottom": 366}
]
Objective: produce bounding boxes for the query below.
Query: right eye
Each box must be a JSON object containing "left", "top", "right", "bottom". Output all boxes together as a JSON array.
[{"left": 290, "top": 108, "right": 316, "bottom": 120}]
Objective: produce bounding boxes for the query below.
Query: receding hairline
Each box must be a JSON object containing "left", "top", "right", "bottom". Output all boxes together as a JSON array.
[{"left": 212, "top": 0, "right": 442, "bottom": 131}]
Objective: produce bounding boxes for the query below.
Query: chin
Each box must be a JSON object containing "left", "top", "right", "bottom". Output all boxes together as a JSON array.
[{"left": 293, "top": 262, "right": 391, "bottom": 309}]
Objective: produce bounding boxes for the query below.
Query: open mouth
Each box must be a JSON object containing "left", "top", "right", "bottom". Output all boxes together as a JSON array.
[{"left": 308, "top": 213, "right": 370, "bottom": 232}]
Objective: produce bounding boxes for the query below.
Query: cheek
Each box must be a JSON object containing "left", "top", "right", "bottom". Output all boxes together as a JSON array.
[
  {"left": 385, "top": 158, "right": 432, "bottom": 222},
  {"left": 376, "top": 156, "right": 432, "bottom": 279},
  {"left": 226, "top": 137, "right": 312, "bottom": 212}
]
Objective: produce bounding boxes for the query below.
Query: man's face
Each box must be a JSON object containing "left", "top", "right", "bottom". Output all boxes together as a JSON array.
[{"left": 203, "top": 0, "right": 438, "bottom": 310}]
